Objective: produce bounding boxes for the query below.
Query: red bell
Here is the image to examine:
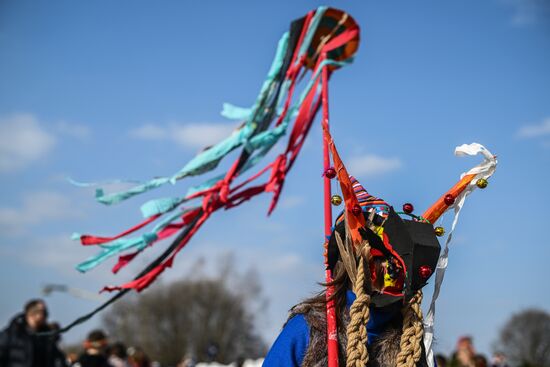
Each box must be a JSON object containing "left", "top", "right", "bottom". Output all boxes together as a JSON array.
[
  {"left": 324, "top": 167, "right": 337, "bottom": 179},
  {"left": 444, "top": 194, "right": 455, "bottom": 206},
  {"left": 352, "top": 204, "right": 362, "bottom": 216},
  {"left": 403, "top": 203, "right": 414, "bottom": 214},
  {"left": 419, "top": 265, "right": 433, "bottom": 280}
]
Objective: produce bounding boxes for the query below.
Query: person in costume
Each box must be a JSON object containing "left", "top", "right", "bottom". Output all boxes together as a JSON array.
[
  {"left": 264, "top": 177, "right": 438, "bottom": 366},
  {"left": 52, "top": 9, "right": 495, "bottom": 367}
]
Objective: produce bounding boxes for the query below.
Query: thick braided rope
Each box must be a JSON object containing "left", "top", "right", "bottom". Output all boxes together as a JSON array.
[
  {"left": 396, "top": 290, "right": 424, "bottom": 367},
  {"left": 345, "top": 244, "right": 371, "bottom": 367}
]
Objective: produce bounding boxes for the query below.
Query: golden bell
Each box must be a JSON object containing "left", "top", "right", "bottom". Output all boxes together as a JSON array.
[
  {"left": 476, "top": 178, "right": 488, "bottom": 189},
  {"left": 331, "top": 195, "right": 343, "bottom": 206},
  {"left": 434, "top": 226, "right": 445, "bottom": 237}
]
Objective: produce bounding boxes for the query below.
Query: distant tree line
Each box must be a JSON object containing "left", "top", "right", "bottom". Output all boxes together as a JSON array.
[{"left": 493, "top": 308, "right": 550, "bottom": 367}]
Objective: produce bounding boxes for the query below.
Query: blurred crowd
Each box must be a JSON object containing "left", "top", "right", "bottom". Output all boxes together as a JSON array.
[
  {"left": 0, "top": 299, "right": 510, "bottom": 367},
  {"left": 434, "top": 336, "right": 509, "bottom": 367},
  {"left": 0, "top": 299, "right": 160, "bottom": 367}
]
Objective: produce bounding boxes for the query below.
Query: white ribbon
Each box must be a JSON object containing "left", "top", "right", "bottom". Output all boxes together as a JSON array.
[{"left": 424, "top": 143, "right": 497, "bottom": 366}]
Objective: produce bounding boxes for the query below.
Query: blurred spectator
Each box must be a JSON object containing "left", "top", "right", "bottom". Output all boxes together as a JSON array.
[
  {"left": 127, "top": 347, "right": 150, "bottom": 367},
  {"left": 0, "top": 298, "right": 67, "bottom": 367},
  {"left": 490, "top": 353, "right": 509, "bottom": 367},
  {"left": 205, "top": 342, "right": 219, "bottom": 362},
  {"left": 450, "top": 336, "right": 476, "bottom": 367},
  {"left": 74, "top": 329, "right": 111, "bottom": 367},
  {"left": 436, "top": 354, "right": 448, "bottom": 367},
  {"left": 235, "top": 356, "right": 245, "bottom": 367},
  {"left": 475, "top": 354, "right": 488, "bottom": 367},
  {"left": 66, "top": 352, "right": 79, "bottom": 366},
  {"left": 177, "top": 355, "right": 196, "bottom": 367},
  {"left": 48, "top": 322, "right": 68, "bottom": 367},
  {"left": 107, "top": 342, "right": 129, "bottom": 367}
]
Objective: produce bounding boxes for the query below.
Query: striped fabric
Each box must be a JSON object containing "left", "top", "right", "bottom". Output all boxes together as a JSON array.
[{"left": 335, "top": 176, "right": 390, "bottom": 225}]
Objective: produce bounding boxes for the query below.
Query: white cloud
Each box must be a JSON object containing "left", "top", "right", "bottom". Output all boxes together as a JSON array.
[
  {"left": 0, "top": 191, "right": 83, "bottom": 236},
  {"left": 130, "top": 122, "right": 238, "bottom": 150},
  {"left": 0, "top": 114, "right": 56, "bottom": 173},
  {"left": 278, "top": 195, "right": 306, "bottom": 210},
  {"left": 0, "top": 114, "right": 91, "bottom": 172},
  {"left": 516, "top": 117, "right": 550, "bottom": 138},
  {"left": 347, "top": 154, "right": 402, "bottom": 177},
  {"left": 55, "top": 121, "right": 91, "bottom": 140},
  {"left": 266, "top": 253, "right": 302, "bottom": 272},
  {"left": 171, "top": 123, "right": 236, "bottom": 149},
  {"left": 129, "top": 124, "right": 168, "bottom": 140}
]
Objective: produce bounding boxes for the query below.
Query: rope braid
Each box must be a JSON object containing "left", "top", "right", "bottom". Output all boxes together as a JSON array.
[
  {"left": 396, "top": 290, "right": 424, "bottom": 367},
  {"left": 345, "top": 243, "right": 372, "bottom": 367}
]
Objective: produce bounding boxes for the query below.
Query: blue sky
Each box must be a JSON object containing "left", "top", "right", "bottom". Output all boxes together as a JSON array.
[{"left": 0, "top": 0, "right": 549, "bottom": 358}]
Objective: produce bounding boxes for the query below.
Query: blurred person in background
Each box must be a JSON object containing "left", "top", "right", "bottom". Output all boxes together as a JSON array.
[
  {"left": 436, "top": 354, "right": 448, "bottom": 367},
  {"left": 74, "top": 330, "right": 111, "bottom": 367},
  {"left": 107, "top": 342, "right": 128, "bottom": 367},
  {"left": 107, "top": 342, "right": 130, "bottom": 367},
  {"left": 450, "top": 336, "right": 476, "bottom": 367},
  {"left": 65, "top": 353, "right": 79, "bottom": 367},
  {"left": 474, "top": 354, "right": 488, "bottom": 367},
  {"left": 176, "top": 355, "right": 195, "bottom": 367},
  {"left": 0, "top": 299, "right": 66, "bottom": 367},
  {"left": 490, "top": 353, "right": 509, "bottom": 367},
  {"left": 127, "top": 347, "right": 150, "bottom": 367},
  {"left": 47, "top": 322, "right": 67, "bottom": 367}
]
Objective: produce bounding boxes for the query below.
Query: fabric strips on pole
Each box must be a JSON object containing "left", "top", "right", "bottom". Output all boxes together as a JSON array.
[{"left": 68, "top": 6, "right": 360, "bottom": 311}]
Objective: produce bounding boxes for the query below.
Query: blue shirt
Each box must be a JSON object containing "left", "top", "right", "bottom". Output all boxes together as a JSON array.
[{"left": 263, "top": 291, "right": 401, "bottom": 366}]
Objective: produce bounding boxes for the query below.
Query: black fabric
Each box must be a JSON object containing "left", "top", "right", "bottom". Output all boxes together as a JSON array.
[
  {"left": 359, "top": 227, "right": 393, "bottom": 259},
  {"left": 403, "top": 220, "right": 441, "bottom": 291},
  {"left": 0, "top": 315, "right": 66, "bottom": 367},
  {"left": 326, "top": 207, "right": 441, "bottom": 305},
  {"left": 74, "top": 354, "right": 111, "bottom": 367},
  {"left": 0, "top": 315, "right": 33, "bottom": 367},
  {"left": 381, "top": 208, "right": 415, "bottom": 299}
]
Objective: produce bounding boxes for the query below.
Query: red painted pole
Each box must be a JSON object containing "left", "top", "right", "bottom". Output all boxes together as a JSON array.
[{"left": 321, "top": 57, "right": 339, "bottom": 367}]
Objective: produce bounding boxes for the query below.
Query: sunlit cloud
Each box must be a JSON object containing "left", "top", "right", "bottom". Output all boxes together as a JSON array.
[
  {"left": 278, "top": 195, "right": 306, "bottom": 210},
  {"left": 516, "top": 117, "right": 550, "bottom": 139},
  {"left": 129, "top": 122, "right": 238, "bottom": 150},
  {"left": 0, "top": 114, "right": 56, "bottom": 173},
  {"left": 55, "top": 121, "right": 92, "bottom": 140},
  {"left": 347, "top": 154, "right": 402, "bottom": 177},
  {"left": 0, "top": 191, "right": 84, "bottom": 236}
]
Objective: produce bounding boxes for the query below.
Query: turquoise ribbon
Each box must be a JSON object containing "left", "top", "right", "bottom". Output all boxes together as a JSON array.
[
  {"left": 73, "top": 6, "right": 357, "bottom": 276},
  {"left": 75, "top": 210, "right": 186, "bottom": 273},
  {"left": 80, "top": 32, "right": 290, "bottom": 206},
  {"left": 298, "top": 6, "right": 328, "bottom": 59}
]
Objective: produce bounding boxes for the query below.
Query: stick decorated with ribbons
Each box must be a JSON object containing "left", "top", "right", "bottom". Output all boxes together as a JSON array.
[
  {"left": 61, "top": 8, "right": 497, "bottom": 367},
  {"left": 64, "top": 10, "right": 359, "bottom": 367}
]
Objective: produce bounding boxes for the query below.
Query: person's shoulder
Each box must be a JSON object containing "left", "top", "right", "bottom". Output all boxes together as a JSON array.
[
  {"left": 283, "top": 314, "right": 309, "bottom": 334},
  {"left": 263, "top": 314, "right": 310, "bottom": 367},
  {"left": 288, "top": 299, "right": 327, "bottom": 332},
  {"left": 1, "top": 314, "right": 26, "bottom": 335}
]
